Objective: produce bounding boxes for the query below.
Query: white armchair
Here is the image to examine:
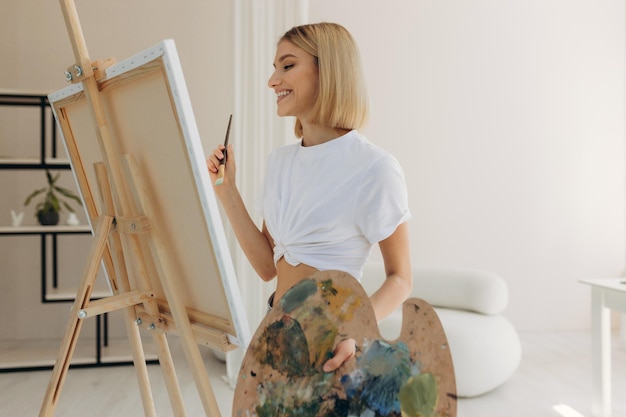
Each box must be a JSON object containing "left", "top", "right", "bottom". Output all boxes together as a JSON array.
[{"left": 361, "top": 263, "right": 521, "bottom": 398}]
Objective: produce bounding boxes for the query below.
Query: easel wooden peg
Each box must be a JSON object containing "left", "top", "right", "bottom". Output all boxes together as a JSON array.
[
  {"left": 114, "top": 215, "right": 151, "bottom": 234},
  {"left": 92, "top": 57, "right": 116, "bottom": 81}
]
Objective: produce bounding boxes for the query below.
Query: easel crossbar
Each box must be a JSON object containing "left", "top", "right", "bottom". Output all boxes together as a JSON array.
[
  {"left": 77, "top": 290, "right": 154, "bottom": 319},
  {"left": 135, "top": 307, "right": 236, "bottom": 352}
]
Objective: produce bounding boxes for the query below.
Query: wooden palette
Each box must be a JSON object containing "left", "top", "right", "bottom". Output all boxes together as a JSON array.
[{"left": 233, "top": 270, "right": 457, "bottom": 417}]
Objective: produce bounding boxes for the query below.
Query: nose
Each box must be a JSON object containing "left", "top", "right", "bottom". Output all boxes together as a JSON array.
[{"left": 268, "top": 70, "right": 280, "bottom": 88}]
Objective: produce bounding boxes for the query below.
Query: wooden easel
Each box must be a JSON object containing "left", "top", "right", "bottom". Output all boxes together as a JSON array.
[{"left": 39, "top": 1, "right": 231, "bottom": 416}]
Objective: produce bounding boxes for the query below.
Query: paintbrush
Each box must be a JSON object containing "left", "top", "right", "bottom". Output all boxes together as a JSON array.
[{"left": 215, "top": 114, "right": 232, "bottom": 186}]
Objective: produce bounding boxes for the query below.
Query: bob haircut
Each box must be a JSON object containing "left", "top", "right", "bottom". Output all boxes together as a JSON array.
[{"left": 280, "top": 23, "right": 369, "bottom": 138}]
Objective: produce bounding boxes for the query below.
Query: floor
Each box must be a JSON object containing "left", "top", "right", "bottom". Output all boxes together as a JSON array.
[{"left": 0, "top": 331, "right": 624, "bottom": 417}]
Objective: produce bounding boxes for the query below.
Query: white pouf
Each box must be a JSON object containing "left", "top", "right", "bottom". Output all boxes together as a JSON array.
[
  {"left": 363, "top": 263, "right": 522, "bottom": 398},
  {"left": 435, "top": 308, "right": 521, "bottom": 397}
]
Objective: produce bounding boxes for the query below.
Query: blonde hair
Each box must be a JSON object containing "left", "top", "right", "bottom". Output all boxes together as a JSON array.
[{"left": 280, "top": 22, "right": 369, "bottom": 138}]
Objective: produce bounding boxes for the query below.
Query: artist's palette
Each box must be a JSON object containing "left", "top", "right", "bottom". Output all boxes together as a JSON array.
[{"left": 232, "top": 270, "right": 456, "bottom": 417}]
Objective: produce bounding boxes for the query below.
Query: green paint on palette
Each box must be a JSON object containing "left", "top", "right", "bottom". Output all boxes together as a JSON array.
[
  {"left": 318, "top": 279, "right": 338, "bottom": 298},
  {"left": 279, "top": 279, "right": 318, "bottom": 313},
  {"left": 259, "top": 315, "right": 312, "bottom": 377},
  {"left": 256, "top": 399, "right": 322, "bottom": 417},
  {"left": 398, "top": 372, "right": 438, "bottom": 417}
]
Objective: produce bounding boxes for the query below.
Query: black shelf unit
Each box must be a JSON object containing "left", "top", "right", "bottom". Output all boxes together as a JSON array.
[
  {"left": 0, "top": 92, "right": 154, "bottom": 372},
  {"left": 0, "top": 92, "right": 67, "bottom": 169},
  {"left": 0, "top": 92, "right": 92, "bottom": 303},
  {"left": 0, "top": 225, "right": 92, "bottom": 303}
]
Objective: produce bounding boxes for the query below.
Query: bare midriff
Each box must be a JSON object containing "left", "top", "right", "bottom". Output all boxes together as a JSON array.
[{"left": 274, "top": 257, "right": 319, "bottom": 304}]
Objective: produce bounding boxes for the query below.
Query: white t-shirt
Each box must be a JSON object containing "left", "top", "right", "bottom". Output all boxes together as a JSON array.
[{"left": 260, "top": 130, "right": 411, "bottom": 280}]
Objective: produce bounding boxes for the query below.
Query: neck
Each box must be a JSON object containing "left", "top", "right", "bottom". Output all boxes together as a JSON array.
[{"left": 300, "top": 122, "right": 351, "bottom": 147}]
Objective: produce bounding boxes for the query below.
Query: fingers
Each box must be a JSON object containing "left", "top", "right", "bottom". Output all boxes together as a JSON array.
[
  {"left": 206, "top": 144, "right": 228, "bottom": 173},
  {"left": 323, "top": 338, "right": 356, "bottom": 372},
  {"left": 207, "top": 144, "right": 236, "bottom": 191}
]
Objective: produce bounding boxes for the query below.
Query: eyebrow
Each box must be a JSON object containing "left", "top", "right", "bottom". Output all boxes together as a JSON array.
[{"left": 273, "top": 53, "right": 297, "bottom": 68}]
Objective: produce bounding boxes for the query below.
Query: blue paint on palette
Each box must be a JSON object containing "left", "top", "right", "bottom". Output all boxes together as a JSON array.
[{"left": 342, "top": 339, "right": 423, "bottom": 415}]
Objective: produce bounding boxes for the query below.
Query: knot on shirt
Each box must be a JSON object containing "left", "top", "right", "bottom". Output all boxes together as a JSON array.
[{"left": 273, "top": 242, "right": 300, "bottom": 266}]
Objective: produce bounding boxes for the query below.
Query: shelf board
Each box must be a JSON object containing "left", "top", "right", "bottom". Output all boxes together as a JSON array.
[
  {"left": 0, "top": 225, "right": 91, "bottom": 235},
  {"left": 0, "top": 92, "right": 49, "bottom": 106},
  {"left": 0, "top": 157, "right": 71, "bottom": 169},
  {"left": 45, "top": 287, "right": 112, "bottom": 302},
  {"left": 0, "top": 338, "right": 157, "bottom": 371},
  {"left": 0, "top": 90, "right": 50, "bottom": 97}
]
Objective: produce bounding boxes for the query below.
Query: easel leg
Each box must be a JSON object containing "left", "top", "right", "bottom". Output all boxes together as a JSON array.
[
  {"left": 147, "top": 234, "right": 222, "bottom": 417},
  {"left": 125, "top": 231, "right": 188, "bottom": 416},
  {"left": 153, "top": 332, "right": 187, "bottom": 416},
  {"left": 125, "top": 155, "right": 222, "bottom": 417},
  {"left": 95, "top": 162, "right": 185, "bottom": 417},
  {"left": 39, "top": 216, "right": 114, "bottom": 417},
  {"left": 123, "top": 310, "right": 157, "bottom": 417},
  {"left": 100, "top": 269, "right": 160, "bottom": 417}
]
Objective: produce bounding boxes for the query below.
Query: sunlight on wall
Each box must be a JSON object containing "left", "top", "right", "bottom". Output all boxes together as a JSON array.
[{"left": 553, "top": 404, "right": 585, "bottom": 417}]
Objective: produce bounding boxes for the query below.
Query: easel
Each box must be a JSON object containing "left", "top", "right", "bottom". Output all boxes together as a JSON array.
[{"left": 39, "top": 1, "right": 237, "bottom": 416}]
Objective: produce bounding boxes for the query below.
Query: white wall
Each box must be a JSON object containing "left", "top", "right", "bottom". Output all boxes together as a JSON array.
[
  {"left": 0, "top": 2, "right": 17, "bottom": 84},
  {"left": 0, "top": 0, "right": 234, "bottom": 341},
  {"left": 8, "top": 0, "right": 233, "bottom": 139},
  {"left": 309, "top": 0, "right": 625, "bottom": 331},
  {"left": 1, "top": 1, "right": 624, "bottom": 341}
]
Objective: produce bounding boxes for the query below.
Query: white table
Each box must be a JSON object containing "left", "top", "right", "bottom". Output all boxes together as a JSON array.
[{"left": 580, "top": 278, "right": 626, "bottom": 417}]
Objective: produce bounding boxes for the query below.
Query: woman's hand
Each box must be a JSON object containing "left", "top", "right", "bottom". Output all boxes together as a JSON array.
[
  {"left": 206, "top": 143, "right": 236, "bottom": 193},
  {"left": 322, "top": 338, "right": 356, "bottom": 372},
  {"left": 206, "top": 143, "right": 276, "bottom": 280}
]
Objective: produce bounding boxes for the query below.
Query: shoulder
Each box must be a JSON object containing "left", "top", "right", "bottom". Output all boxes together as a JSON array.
[
  {"left": 269, "top": 140, "right": 301, "bottom": 156},
  {"left": 267, "top": 141, "right": 301, "bottom": 164},
  {"left": 349, "top": 132, "right": 403, "bottom": 174}
]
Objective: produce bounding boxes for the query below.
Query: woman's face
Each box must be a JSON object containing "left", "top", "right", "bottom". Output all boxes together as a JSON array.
[{"left": 268, "top": 40, "right": 319, "bottom": 121}]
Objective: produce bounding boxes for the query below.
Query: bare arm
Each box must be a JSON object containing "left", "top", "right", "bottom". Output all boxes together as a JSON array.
[
  {"left": 369, "top": 222, "right": 413, "bottom": 321},
  {"left": 323, "top": 222, "right": 412, "bottom": 372},
  {"left": 207, "top": 144, "right": 276, "bottom": 281}
]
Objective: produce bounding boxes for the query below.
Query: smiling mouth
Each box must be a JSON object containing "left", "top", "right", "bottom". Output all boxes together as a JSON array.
[{"left": 276, "top": 90, "right": 292, "bottom": 101}]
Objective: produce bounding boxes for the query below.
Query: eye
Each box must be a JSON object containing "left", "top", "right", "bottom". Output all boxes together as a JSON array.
[{"left": 283, "top": 64, "right": 294, "bottom": 71}]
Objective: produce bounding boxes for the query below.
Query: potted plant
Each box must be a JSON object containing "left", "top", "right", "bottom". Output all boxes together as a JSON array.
[{"left": 23, "top": 170, "right": 83, "bottom": 226}]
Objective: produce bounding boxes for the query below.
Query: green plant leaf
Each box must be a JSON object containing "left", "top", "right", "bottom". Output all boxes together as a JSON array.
[
  {"left": 23, "top": 188, "right": 46, "bottom": 206},
  {"left": 54, "top": 185, "right": 83, "bottom": 206},
  {"left": 49, "top": 194, "right": 60, "bottom": 212},
  {"left": 26, "top": 171, "right": 81, "bottom": 213},
  {"left": 62, "top": 201, "right": 75, "bottom": 212}
]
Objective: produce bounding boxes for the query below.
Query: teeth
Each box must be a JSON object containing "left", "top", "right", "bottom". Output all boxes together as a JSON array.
[{"left": 277, "top": 90, "right": 291, "bottom": 97}]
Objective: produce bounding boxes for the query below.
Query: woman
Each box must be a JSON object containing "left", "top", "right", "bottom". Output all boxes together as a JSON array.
[{"left": 207, "top": 22, "right": 412, "bottom": 372}]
